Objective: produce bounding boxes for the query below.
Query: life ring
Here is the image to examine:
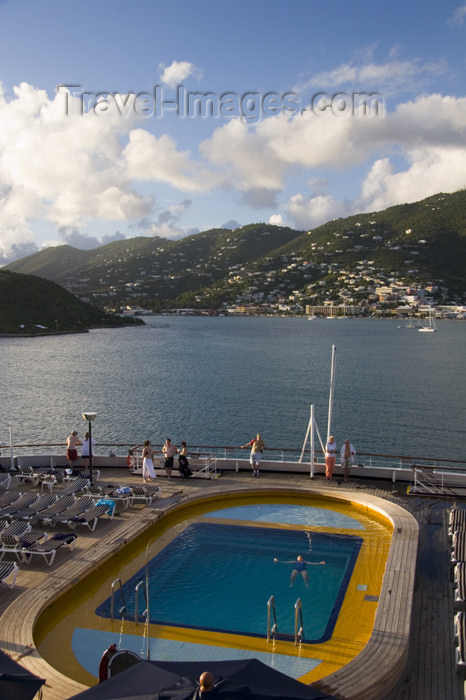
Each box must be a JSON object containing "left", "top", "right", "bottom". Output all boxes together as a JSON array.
[{"left": 98, "top": 643, "right": 117, "bottom": 682}]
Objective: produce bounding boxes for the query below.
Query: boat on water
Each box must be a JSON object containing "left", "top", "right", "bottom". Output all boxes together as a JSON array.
[{"left": 419, "top": 308, "right": 437, "bottom": 332}]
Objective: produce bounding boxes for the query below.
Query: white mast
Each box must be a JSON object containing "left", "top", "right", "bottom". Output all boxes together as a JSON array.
[{"left": 327, "top": 345, "right": 336, "bottom": 442}]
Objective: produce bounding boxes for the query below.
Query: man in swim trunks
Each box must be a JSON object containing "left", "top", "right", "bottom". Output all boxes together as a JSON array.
[
  {"left": 162, "top": 438, "right": 177, "bottom": 479},
  {"left": 66, "top": 430, "right": 81, "bottom": 469},
  {"left": 274, "top": 554, "right": 325, "bottom": 587},
  {"left": 241, "top": 432, "right": 266, "bottom": 477}
]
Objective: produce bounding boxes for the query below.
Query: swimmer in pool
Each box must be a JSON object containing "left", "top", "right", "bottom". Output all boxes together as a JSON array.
[{"left": 273, "top": 555, "right": 325, "bottom": 588}]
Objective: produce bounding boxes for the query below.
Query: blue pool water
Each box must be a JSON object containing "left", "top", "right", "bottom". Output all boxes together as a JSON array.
[
  {"left": 203, "top": 504, "right": 365, "bottom": 529},
  {"left": 96, "top": 522, "right": 362, "bottom": 643}
]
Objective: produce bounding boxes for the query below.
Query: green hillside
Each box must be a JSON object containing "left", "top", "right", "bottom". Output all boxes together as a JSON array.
[
  {"left": 4, "top": 190, "right": 466, "bottom": 310},
  {"left": 0, "top": 270, "right": 143, "bottom": 334}
]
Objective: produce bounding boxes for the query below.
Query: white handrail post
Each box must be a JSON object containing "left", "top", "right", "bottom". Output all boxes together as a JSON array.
[
  {"left": 310, "top": 405, "right": 315, "bottom": 479},
  {"left": 327, "top": 345, "right": 336, "bottom": 442},
  {"left": 8, "top": 422, "right": 14, "bottom": 472}
]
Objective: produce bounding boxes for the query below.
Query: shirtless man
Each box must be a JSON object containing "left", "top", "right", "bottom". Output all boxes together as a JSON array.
[
  {"left": 66, "top": 430, "right": 81, "bottom": 469},
  {"left": 162, "top": 438, "right": 177, "bottom": 479}
]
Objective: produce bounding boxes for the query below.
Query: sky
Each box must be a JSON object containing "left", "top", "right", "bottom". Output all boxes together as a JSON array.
[{"left": 0, "top": 0, "right": 465, "bottom": 264}]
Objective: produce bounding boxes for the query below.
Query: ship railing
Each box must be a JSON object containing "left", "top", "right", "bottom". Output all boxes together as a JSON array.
[{"left": 2, "top": 442, "right": 466, "bottom": 476}]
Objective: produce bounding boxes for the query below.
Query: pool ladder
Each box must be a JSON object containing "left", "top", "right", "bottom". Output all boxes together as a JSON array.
[
  {"left": 267, "top": 595, "right": 304, "bottom": 646},
  {"left": 110, "top": 578, "right": 149, "bottom": 625}
]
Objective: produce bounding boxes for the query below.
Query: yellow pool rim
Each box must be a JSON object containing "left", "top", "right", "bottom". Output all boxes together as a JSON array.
[{"left": 2, "top": 485, "right": 419, "bottom": 700}]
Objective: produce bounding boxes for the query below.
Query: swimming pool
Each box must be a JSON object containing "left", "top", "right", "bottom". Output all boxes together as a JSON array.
[
  {"left": 34, "top": 492, "right": 393, "bottom": 687},
  {"left": 97, "top": 522, "right": 362, "bottom": 642}
]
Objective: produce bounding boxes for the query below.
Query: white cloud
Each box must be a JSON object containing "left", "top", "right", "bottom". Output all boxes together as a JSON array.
[
  {"left": 159, "top": 60, "right": 202, "bottom": 87},
  {"left": 296, "top": 55, "right": 446, "bottom": 97},
  {"left": 447, "top": 3, "right": 466, "bottom": 26},
  {"left": 124, "top": 129, "right": 217, "bottom": 191}
]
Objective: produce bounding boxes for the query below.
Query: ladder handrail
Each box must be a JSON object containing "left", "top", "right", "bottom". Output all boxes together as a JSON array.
[
  {"left": 294, "top": 598, "right": 304, "bottom": 645},
  {"left": 266, "top": 595, "right": 278, "bottom": 642},
  {"left": 134, "top": 580, "right": 148, "bottom": 625},
  {"left": 110, "top": 578, "right": 126, "bottom": 621}
]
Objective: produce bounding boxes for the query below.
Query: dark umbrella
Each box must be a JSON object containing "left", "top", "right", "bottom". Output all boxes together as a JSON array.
[
  {"left": 0, "top": 649, "right": 46, "bottom": 700},
  {"left": 69, "top": 658, "right": 336, "bottom": 700}
]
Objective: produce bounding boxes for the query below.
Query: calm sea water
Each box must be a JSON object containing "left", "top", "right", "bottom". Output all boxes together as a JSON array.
[{"left": 1, "top": 316, "right": 464, "bottom": 460}]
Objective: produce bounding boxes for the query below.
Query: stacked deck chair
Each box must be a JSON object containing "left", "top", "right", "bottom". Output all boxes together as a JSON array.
[
  {"left": 14, "top": 493, "right": 58, "bottom": 521},
  {"left": 450, "top": 507, "right": 466, "bottom": 670},
  {"left": 20, "top": 532, "right": 77, "bottom": 567},
  {"left": 0, "top": 492, "right": 40, "bottom": 520},
  {"left": 48, "top": 497, "right": 95, "bottom": 527},
  {"left": 31, "top": 495, "right": 76, "bottom": 526},
  {"left": 130, "top": 484, "right": 160, "bottom": 505},
  {"left": 0, "top": 561, "right": 19, "bottom": 588}
]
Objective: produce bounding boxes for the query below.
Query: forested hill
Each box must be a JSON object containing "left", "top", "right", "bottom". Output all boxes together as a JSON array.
[{"left": 4, "top": 189, "right": 466, "bottom": 309}]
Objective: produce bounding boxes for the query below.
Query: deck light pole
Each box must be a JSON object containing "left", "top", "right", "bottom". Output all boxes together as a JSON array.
[{"left": 82, "top": 412, "right": 97, "bottom": 485}]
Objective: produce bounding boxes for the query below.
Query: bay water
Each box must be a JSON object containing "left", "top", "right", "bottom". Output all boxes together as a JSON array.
[{"left": 1, "top": 316, "right": 464, "bottom": 462}]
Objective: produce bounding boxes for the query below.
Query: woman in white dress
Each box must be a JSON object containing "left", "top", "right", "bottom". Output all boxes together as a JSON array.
[{"left": 142, "top": 440, "right": 156, "bottom": 482}]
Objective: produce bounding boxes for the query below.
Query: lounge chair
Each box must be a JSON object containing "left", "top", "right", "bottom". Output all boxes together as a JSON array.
[
  {"left": 0, "top": 530, "right": 47, "bottom": 561},
  {"left": 454, "top": 562, "right": 466, "bottom": 611},
  {"left": 455, "top": 611, "right": 466, "bottom": 670},
  {"left": 0, "top": 561, "right": 19, "bottom": 588},
  {"left": 0, "top": 473, "right": 11, "bottom": 490},
  {"left": 31, "top": 495, "right": 76, "bottom": 525},
  {"left": 79, "top": 470, "right": 101, "bottom": 482},
  {"left": 102, "top": 488, "right": 133, "bottom": 509},
  {"left": 0, "top": 491, "right": 22, "bottom": 510},
  {"left": 14, "top": 493, "right": 58, "bottom": 520},
  {"left": 0, "top": 492, "right": 40, "bottom": 518},
  {"left": 449, "top": 508, "right": 466, "bottom": 539},
  {"left": 59, "top": 477, "right": 89, "bottom": 496},
  {"left": 84, "top": 484, "right": 106, "bottom": 498},
  {"left": 15, "top": 465, "right": 41, "bottom": 486},
  {"left": 49, "top": 497, "right": 95, "bottom": 526},
  {"left": 452, "top": 530, "right": 466, "bottom": 565},
  {"left": 0, "top": 520, "right": 31, "bottom": 539},
  {"left": 20, "top": 532, "right": 77, "bottom": 567},
  {"left": 130, "top": 484, "right": 160, "bottom": 505},
  {"left": 66, "top": 502, "right": 115, "bottom": 531}
]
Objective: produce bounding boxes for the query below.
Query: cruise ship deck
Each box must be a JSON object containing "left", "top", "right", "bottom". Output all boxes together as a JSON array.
[{"left": 0, "top": 466, "right": 463, "bottom": 700}]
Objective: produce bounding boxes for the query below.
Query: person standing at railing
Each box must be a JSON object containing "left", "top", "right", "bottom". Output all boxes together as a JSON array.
[
  {"left": 324, "top": 435, "right": 337, "bottom": 479},
  {"left": 142, "top": 440, "right": 156, "bottom": 482},
  {"left": 66, "top": 430, "right": 81, "bottom": 471},
  {"left": 81, "top": 431, "right": 95, "bottom": 469},
  {"left": 162, "top": 438, "right": 177, "bottom": 478},
  {"left": 241, "top": 433, "right": 266, "bottom": 477},
  {"left": 340, "top": 438, "right": 356, "bottom": 482},
  {"left": 178, "top": 441, "right": 193, "bottom": 478}
]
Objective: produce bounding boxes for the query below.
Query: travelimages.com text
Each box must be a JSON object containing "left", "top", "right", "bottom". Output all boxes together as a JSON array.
[{"left": 57, "top": 85, "right": 384, "bottom": 123}]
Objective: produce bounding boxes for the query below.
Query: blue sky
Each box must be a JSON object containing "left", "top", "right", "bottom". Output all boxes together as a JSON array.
[{"left": 0, "top": 0, "right": 465, "bottom": 262}]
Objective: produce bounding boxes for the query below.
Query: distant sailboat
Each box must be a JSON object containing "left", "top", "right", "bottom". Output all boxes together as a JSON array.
[{"left": 418, "top": 309, "right": 437, "bottom": 332}]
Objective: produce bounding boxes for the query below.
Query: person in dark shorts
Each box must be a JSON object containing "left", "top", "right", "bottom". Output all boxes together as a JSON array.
[{"left": 162, "top": 438, "right": 177, "bottom": 478}]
